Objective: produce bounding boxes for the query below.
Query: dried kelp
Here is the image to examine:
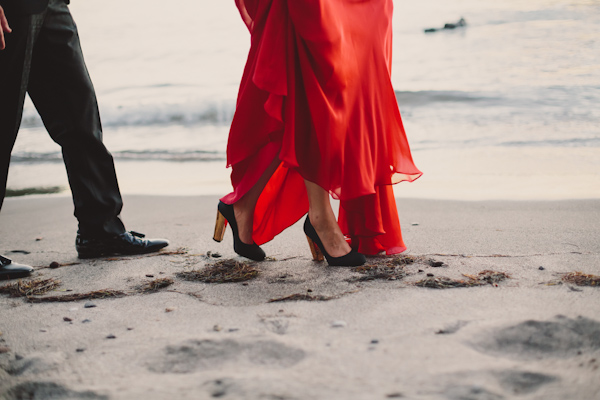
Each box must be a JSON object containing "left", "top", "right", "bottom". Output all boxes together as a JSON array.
[
  {"left": 463, "top": 270, "right": 510, "bottom": 285},
  {"left": 99, "top": 247, "right": 189, "bottom": 262},
  {"left": 177, "top": 259, "right": 259, "bottom": 283},
  {"left": 349, "top": 264, "right": 408, "bottom": 282},
  {"left": 268, "top": 293, "right": 337, "bottom": 303},
  {"left": 561, "top": 272, "right": 600, "bottom": 287},
  {"left": 137, "top": 277, "right": 174, "bottom": 293},
  {"left": 26, "top": 289, "right": 127, "bottom": 303},
  {"left": 414, "top": 276, "right": 482, "bottom": 289},
  {"left": 0, "top": 278, "right": 61, "bottom": 297},
  {"left": 415, "top": 270, "right": 510, "bottom": 289},
  {"left": 388, "top": 255, "right": 418, "bottom": 266}
]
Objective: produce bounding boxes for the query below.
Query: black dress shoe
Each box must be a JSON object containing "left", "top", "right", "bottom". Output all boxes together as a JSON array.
[
  {"left": 76, "top": 231, "right": 169, "bottom": 259},
  {"left": 0, "top": 255, "right": 34, "bottom": 280}
]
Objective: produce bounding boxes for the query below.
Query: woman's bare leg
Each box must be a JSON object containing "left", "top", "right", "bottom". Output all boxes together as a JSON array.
[
  {"left": 233, "top": 156, "right": 280, "bottom": 244},
  {"left": 304, "top": 180, "right": 352, "bottom": 258}
]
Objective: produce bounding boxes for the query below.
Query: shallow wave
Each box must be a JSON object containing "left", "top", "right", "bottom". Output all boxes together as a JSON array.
[
  {"left": 11, "top": 150, "right": 226, "bottom": 163},
  {"left": 500, "top": 137, "right": 600, "bottom": 148},
  {"left": 19, "top": 99, "right": 237, "bottom": 130},
  {"left": 395, "top": 90, "right": 502, "bottom": 106}
]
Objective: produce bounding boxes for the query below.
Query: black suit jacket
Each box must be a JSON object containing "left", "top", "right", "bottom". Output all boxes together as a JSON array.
[{"left": 0, "top": 0, "right": 69, "bottom": 15}]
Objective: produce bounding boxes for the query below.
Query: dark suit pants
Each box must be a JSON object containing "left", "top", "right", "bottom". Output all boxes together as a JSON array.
[{"left": 0, "top": 0, "right": 125, "bottom": 237}]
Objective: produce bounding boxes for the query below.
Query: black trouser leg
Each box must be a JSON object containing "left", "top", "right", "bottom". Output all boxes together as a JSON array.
[
  {"left": 25, "top": 0, "right": 125, "bottom": 237},
  {"left": 0, "top": 11, "right": 42, "bottom": 211}
]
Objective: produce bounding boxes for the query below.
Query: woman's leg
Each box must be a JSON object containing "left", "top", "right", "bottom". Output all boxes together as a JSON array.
[
  {"left": 304, "top": 180, "right": 352, "bottom": 258},
  {"left": 233, "top": 156, "right": 280, "bottom": 244}
]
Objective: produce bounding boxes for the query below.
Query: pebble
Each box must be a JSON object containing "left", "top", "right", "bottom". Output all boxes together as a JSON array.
[
  {"left": 106, "top": 334, "right": 116, "bottom": 339},
  {"left": 145, "top": 274, "right": 154, "bottom": 278},
  {"left": 35, "top": 237, "right": 44, "bottom": 241},
  {"left": 84, "top": 302, "right": 97, "bottom": 309},
  {"left": 418, "top": 269, "right": 424, "bottom": 273},
  {"left": 82, "top": 319, "right": 91, "bottom": 323},
  {"left": 331, "top": 321, "right": 347, "bottom": 328},
  {"left": 411, "top": 222, "right": 419, "bottom": 226},
  {"left": 76, "top": 348, "right": 85, "bottom": 353},
  {"left": 427, "top": 273, "right": 434, "bottom": 277},
  {"left": 307, "top": 289, "right": 313, "bottom": 293},
  {"left": 371, "top": 339, "right": 379, "bottom": 344},
  {"left": 63, "top": 317, "right": 72, "bottom": 322},
  {"left": 49, "top": 261, "right": 60, "bottom": 269},
  {"left": 40, "top": 329, "right": 48, "bottom": 332},
  {"left": 386, "top": 393, "right": 404, "bottom": 398},
  {"left": 127, "top": 328, "right": 134, "bottom": 331},
  {"left": 539, "top": 266, "right": 545, "bottom": 270},
  {"left": 213, "top": 325, "right": 223, "bottom": 332},
  {"left": 228, "top": 328, "right": 239, "bottom": 333},
  {"left": 165, "top": 308, "right": 175, "bottom": 313},
  {"left": 0, "top": 346, "right": 10, "bottom": 354}
]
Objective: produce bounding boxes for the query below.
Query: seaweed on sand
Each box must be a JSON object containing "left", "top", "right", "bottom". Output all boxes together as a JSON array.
[
  {"left": 268, "top": 293, "right": 337, "bottom": 303},
  {"left": 388, "top": 255, "right": 418, "bottom": 266},
  {"left": 414, "top": 276, "right": 481, "bottom": 289},
  {"left": 560, "top": 272, "right": 600, "bottom": 287},
  {"left": 414, "top": 270, "right": 510, "bottom": 289},
  {"left": 177, "top": 259, "right": 259, "bottom": 283},
  {"left": 348, "top": 264, "right": 408, "bottom": 282},
  {"left": 26, "top": 289, "right": 127, "bottom": 303},
  {"left": 136, "top": 277, "right": 174, "bottom": 293},
  {"left": 463, "top": 270, "right": 511, "bottom": 285},
  {"left": 0, "top": 278, "right": 61, "bottom": 297}
]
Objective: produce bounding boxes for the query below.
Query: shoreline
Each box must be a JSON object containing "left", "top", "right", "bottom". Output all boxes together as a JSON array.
[
  {"left": 7, "top": 145, "right": 600, "bottom": 201},
  {"left": 1, "top": 195, "right": 599, "bottom": 399}
]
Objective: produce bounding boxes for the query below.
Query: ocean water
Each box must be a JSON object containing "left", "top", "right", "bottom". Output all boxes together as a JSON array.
[{"left": 7, "top": 0, "right": 600, "bottom": 200}]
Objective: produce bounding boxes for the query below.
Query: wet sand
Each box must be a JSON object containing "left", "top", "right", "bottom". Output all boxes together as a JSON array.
[{"left": 0, "top": 195, "right": 599, "bottom": 399}]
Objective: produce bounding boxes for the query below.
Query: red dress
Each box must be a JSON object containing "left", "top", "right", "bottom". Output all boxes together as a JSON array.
[{"left": 222, "top": 0, "right": 422, "bottom": 255}]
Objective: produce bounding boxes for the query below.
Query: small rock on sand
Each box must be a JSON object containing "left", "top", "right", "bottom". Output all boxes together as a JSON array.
[
  {"left": 84, "top": 302, "right": 97, "bottom": 308},
  {"left": 331, "top": 321, "right": 347, "bottom": 328}
]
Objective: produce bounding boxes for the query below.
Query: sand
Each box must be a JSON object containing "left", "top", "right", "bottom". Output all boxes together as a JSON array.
[{"left": 0, "top": 195, "right": 599, "bottom": 399}]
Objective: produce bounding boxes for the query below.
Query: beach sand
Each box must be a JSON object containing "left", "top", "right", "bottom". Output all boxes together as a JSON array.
[{"left": 0, "top": 195, "right": 599, "bottom": 399}]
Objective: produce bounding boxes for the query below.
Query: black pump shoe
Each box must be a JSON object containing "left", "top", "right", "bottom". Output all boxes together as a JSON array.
[
  {"left": 0, "top": 255, "right": 34, "bottom": 280},
  {"left": 213, "top": 201, "right": 266, "bottom": 261},
  {"left": 303, "top": 216, "right": 366, "bottom": 267},
  {"left": 76, "top": 231, "right": 169, "bottom": 259}
]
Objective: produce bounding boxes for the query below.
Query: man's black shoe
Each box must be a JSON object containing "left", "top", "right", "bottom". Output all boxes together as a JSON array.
[
  {"left": 0, "top": 255, "right": 34, "bottom": 280},
  {"left": 76, "top": 231, "right": 169, "bottom": 259}
]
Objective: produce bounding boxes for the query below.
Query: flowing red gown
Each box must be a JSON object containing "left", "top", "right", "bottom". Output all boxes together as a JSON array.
[{"left": 222, "top": 0, "right": 422, "bottom": 255}]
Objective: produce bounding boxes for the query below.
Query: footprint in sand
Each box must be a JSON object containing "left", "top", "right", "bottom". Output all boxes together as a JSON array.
[
  {"left": 438, "top": 369, "right": 558, "bottom": 399},
  {"left": 443, "top": 385, "right": 504, "bottom": 400},
  {"left": 2, "top": 381, "right": 107, "bottom": 400},
  {"left": 471, "top": 315, "right": 600, "bottom": 359},
  {"left": 262, "top": 318, "right": 290, "bottom": 335},
  {"left": 147, "top": 339, "right": 305, "bottom": 373},
  {"left": 495, "top": 370, "right": 557, "bottom": 396},
  {"left": 6, "top": 352, "right": 67, "bottom": 376}
]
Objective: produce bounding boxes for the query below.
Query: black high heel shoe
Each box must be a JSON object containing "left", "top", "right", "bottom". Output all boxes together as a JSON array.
[
  {"left": 213, "top": 201, "right": 266, "bottom": 261},
  {"left": 303, "top": 216, "right": 366, "bottom": 267}
]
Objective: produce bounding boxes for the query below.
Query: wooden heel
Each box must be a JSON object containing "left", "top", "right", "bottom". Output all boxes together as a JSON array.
[
  {"left": 213, "top": 210, "right": 227, "bottom": 242},
  {"left": 306, "top": 235, "right": 324, "bottom": 261}
]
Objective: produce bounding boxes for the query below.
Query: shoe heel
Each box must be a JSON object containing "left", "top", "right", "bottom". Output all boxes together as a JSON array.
[
  {"left": 306, "top": 235, "right": 324, "bottom": 261},
  {"left": 213, "top": 210, "right": 227, "bottom": 242}
]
